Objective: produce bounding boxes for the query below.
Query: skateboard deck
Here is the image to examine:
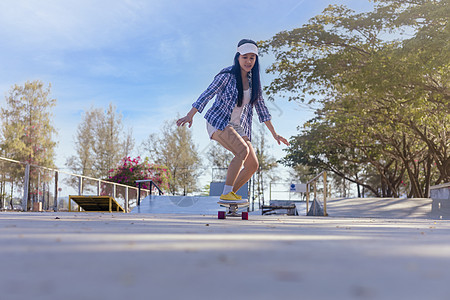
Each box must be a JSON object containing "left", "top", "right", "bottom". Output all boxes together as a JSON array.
[{"left": 217, "top": 201, "right": 249, "bottom": 220}]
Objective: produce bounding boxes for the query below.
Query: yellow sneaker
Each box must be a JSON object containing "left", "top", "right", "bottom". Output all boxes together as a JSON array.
[
  {"left": 220, "top": 192, "right": 240, "bottom": 201},
  {"left": 231, "top": 192, "right": 242, "bottom": 200}
]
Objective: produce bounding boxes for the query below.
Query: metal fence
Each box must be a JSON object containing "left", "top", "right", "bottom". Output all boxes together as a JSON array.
[
  {"left": 268, "top": 182, "right": 306, "bottom": 202},
  {"left": 0, "top": 156, "right": 151, "bottom": 213}
]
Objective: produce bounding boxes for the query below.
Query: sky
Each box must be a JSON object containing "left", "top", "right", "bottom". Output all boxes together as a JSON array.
[{"left": 0, "top": 0, "right": 374, "bottom": 187}]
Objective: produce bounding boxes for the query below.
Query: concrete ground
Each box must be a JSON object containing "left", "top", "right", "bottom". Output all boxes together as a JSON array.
[
  {"left": 0, "top": 213, "right": 450, "bottom": 300},
  {"left": 1, "top": 212, "right": 450, "bottom": 300},
  {"left": 327, "top": 197, "right": 449, "bottom": 220}
]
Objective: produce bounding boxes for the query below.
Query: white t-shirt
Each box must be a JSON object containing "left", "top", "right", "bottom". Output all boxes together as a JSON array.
[{"left": 230, "top": 89, "right": 250, "bottom": 125}]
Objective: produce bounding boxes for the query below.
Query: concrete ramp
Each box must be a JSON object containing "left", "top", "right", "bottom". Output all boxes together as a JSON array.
[
  {"left": 131, "top": 195, "right": 224, "bottom": 214},
  {"left": 327, "top": 197, "right": 450, "bottom": 219},
  {"left": 132, "top": 195, "right": 450, "bottom": 219}
]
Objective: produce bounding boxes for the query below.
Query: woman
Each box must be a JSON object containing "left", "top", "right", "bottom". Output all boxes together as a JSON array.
[{"left": 177, "top": 39, "right": 289, "bottom": 202}]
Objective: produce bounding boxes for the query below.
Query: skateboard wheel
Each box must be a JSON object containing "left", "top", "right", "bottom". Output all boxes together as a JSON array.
[
  {"left": 218, "top": 211, "right": 226, "bottom": 219},
  {"left": 242, "top": 212, "right": 248, "bottom": 220}
]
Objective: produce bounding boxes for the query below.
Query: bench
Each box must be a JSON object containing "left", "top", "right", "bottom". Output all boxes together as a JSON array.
[{"left": 262, "top": 204, "right": 297, "bottom": 216}]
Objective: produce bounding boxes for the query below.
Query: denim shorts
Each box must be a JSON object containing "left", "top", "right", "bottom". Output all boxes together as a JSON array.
[{"left": 206, "top": 122, "right": 246, "bottom": 140}]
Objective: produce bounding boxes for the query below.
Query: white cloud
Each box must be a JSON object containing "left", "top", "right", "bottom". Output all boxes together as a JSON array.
[{"left": 157, "top": 33, "right": 194, "bottom": 65}]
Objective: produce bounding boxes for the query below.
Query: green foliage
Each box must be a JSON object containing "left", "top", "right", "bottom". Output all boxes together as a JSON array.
[
  {"left": 201, "top": 184, "right": 210, "bottom": 196},
  {"left": 1, "top": 80, "right": 57, "bottom": 167},
  {"left": 107, "top": 156, "right": 171, "bottom": 192},
  {"left": 261, "top": 0, "right": 449, "bottom": 197}
]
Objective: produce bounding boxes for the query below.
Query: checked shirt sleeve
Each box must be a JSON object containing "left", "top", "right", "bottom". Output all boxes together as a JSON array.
[
  {"left": 254, "top": 88, "right": 271, "bottom": 123},
  {"left": 192, "top": 72, "right": 230, "bottom": 113}
]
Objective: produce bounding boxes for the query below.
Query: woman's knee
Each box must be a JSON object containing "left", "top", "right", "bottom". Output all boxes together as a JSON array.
[
  {"left": 235, "top": 144, "right": 250, "bottom": 161},
  {"left": 252, "top": 158, "right": 259, "bottom": 173},
  {"left": 245, "top": 156, "right": 259, "bottom": 173}
]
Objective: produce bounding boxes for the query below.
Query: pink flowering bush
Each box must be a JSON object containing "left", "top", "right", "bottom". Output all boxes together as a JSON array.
[{"left": 106, "top": 156, "right": 171, "bottom": 193}]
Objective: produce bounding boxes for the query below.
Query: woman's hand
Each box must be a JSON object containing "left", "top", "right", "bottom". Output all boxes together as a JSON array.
[
  {"left": 176, "top": 115, "right": 193, "bottom": 128},
  {"left": 273, "top": 133, "right": 290, "bottom": 146},
  {"left": 176, "top": 108, "right": 198, "bottom": 128},
  {"left": 263, "top": 120, "right": 290, "bottom": 146}
]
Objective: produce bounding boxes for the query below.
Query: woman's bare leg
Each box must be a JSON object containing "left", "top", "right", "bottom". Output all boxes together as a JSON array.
[
  {"left": 212, "top": 126, "right": 249, "bottom": 187},
  {"left": 233, "top": 137, "right": 259, "bottom": 192}
]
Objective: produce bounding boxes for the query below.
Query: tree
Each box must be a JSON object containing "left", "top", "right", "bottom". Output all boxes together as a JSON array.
[
  {"left": 65, "top": 108, "right": 99, "bottom": 178},
  {"left": 141, "top": 119, "right": 201, "bottom": 195},
  {"left": 107, "top": 156, "right": 171, "bottom": 193},
  {"left": 123, "top": 128, "right": 135, "bottom": 160},
  {"left": 93, "top": 104, "right": 126, "bottom": 178},
  {"left": 66, "top": 103, "right": 134, "bottom": 180},
  {"left": 287, "top": 163, "right": 318, "bottom": 185},
  {"left": 0, "top": 80, "right": 57, "bottom": 208},
  {"left": 260, "top": 0, "right": 449, "bottom": 197},
  {"left": 1, "top": 80, "right": 57, "bottom": 165}
]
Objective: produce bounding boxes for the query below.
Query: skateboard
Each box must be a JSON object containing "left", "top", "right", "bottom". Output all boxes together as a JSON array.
[{"left": 217, "top": 201, "right": 249, "bottom": 220}]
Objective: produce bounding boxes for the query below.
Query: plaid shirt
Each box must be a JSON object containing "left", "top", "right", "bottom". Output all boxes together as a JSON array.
[{"left": 192, "top": 66, "right": 271, "bottom": 141}]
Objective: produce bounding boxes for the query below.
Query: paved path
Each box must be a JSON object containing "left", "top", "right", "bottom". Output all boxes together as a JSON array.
[
  {"left": 327, "top": 197, "right": 450, "bottom": 220},
  {"left": 1, "top": 212, "right": 450, "bottom": 300}
]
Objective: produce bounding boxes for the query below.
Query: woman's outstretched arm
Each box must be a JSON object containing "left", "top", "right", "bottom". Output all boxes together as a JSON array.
[{"left": 264, "top": 120, "right": 290, "bottom": 146}]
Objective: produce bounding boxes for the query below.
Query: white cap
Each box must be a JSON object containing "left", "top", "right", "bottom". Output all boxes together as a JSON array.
[{"left": 237, "top": 43, "right": 258, "bottom": 56}]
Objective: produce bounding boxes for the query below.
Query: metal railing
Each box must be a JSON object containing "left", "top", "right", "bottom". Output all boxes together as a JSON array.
[
  {"left": 0, "top": 156, "right": 152, "bottom": 213},
  {"left": 135, "top": 179, "right": 164, "bottom": 206},
  {"left": 306, "top": 171, "right": 328, "bottom": 216}
]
